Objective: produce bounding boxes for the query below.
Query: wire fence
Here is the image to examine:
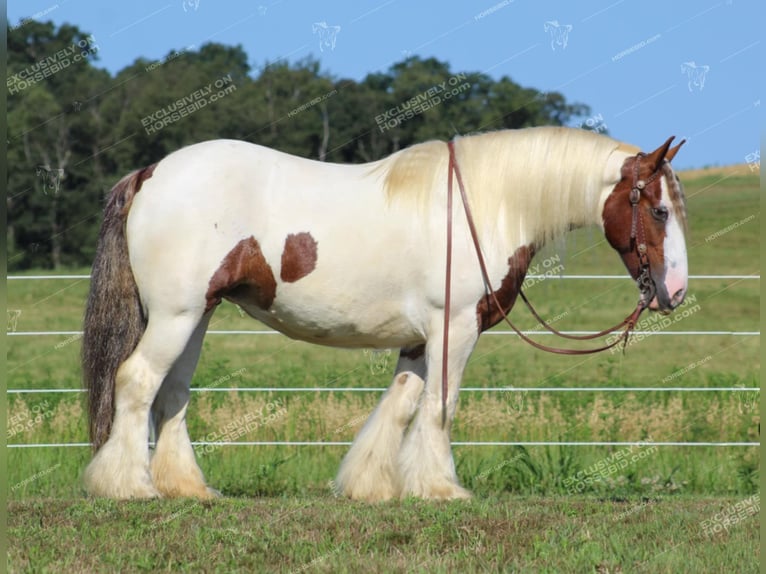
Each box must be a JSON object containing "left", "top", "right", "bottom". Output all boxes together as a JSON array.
[
  {"left": 7, "top": 274, "right": 760, "bottom": 450},
  {"left": 5, "top": 386, "right": 762, "bottom": 394},
  {"left": 6, "top": 274, "right": 762, "bottom": 281},
  {"left": 6, "top": 330, "right": 761, "bottom": 337},
  {"left": 7, "top": 441, "right": 759, "bottom": 449}
]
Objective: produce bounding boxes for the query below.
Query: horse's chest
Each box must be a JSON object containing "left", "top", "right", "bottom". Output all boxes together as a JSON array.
[{"left": 476, "top": 245, "right": 534, "bottom": 331}]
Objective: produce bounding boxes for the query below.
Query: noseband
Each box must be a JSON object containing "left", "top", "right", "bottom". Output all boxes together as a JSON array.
[{"left": 439, "top": 141, "right": 658, "bottom": 423}]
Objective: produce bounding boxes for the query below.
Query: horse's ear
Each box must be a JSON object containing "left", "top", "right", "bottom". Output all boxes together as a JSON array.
[
  {"left": 645, "top": 136, "right": 676, "bottom": 171},
  {"left": 665, "top": 139, "right": 686, "bottom": 163}
]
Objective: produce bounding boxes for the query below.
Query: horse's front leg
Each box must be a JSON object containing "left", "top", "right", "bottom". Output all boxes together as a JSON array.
[
  {"left": 397, "top": 310, "right": 479, "bottom": 500},
  {"left": 334, "top": 346, "right": 426, "bottom": 501}
]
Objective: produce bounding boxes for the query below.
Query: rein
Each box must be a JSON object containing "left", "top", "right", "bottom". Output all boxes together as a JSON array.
[{"left": 441, "top": 140, "right": 653, "bottom": 424}]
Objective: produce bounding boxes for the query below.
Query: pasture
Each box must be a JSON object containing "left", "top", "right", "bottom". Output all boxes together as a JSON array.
[{"left": 6, "top": 167, "right": 760, "bottom": 572}]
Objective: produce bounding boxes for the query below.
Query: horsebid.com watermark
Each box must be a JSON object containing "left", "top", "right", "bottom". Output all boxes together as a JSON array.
[
  {"left": 7, "top": 400, "right": 55, "bottom": 439},
  {"left": 606, "top": 293, "right": 701, "bottom": 353},
  {"left": 700, "top": 493, "right": 759, "bottom": 537},
  {"left": 9, "top": 3, "right": 60, "bottom": 30},
  {"left": 705, "top": 214, "right": 756, "bottom": 243},
  {"left": 194, "top": 398, "right": 287, "bottom": 457},
  {"left": 7, "top": 35, "right": 99, "bottom": 95},
  {"left": 287, "top": 88, "right": 337, "bottom": 118},
  {"left": 144, "top": 45, "right": 195, "bottom": 73},
  {"left": 141, "top": 74, "right": 237, "bottom": 135},
  {"left": 522, "top": 254, "right": 564, "bottom": 289},
  {"left": 563, "top": 439, "right": 657, "bottom": 494},
  {"left": 375, "top": 73, "right": 472, "bottom": 133},
  {"left": 10, "top": 463, "right": 61, "bottom": 492}
]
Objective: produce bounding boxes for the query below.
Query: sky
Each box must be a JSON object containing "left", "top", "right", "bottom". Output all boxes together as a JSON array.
[{"left": 7, "top": 0, "right": 762, "bottom": 170}]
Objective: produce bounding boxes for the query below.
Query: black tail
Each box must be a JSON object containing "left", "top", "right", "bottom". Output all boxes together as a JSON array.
[{"left": 82, "top": 165, "right": 155, "bottom": 451}]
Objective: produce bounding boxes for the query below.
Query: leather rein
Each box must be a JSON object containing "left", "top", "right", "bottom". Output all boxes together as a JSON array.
[{"left": 440, "top": 140, "right": 656, "bottom": 422}]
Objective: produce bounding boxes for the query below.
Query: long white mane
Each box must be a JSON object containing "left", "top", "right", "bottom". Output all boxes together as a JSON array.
[{"left": 381, "top": 127, "right": 635, "bottom": 248}]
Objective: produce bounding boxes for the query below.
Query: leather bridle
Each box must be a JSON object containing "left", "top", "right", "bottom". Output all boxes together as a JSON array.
[
  {"left": 440, "top": 140, "right": 658, "bottom": 423},
  {"left": 629, "top": 152, "right": 662, "bottom": 309}
]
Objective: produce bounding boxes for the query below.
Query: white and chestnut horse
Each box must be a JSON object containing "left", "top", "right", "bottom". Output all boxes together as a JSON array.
[{"left": 82, "top": 126, "right": 688, "bottom": 501}]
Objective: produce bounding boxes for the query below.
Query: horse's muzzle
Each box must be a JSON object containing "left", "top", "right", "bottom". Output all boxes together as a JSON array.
[{"left": 648, "top": 286, "right": 686, "bottom": 313}]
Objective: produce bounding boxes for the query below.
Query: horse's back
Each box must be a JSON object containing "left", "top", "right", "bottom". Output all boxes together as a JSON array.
[
  {"left": 132, "top": 139, "right": 374, "bottom": 207},
  {"left": 123, "top": 140, "right": 435, "bottom": 347},
  {"left": 126, "top": 139, "right": 378, "bottom": 271}
]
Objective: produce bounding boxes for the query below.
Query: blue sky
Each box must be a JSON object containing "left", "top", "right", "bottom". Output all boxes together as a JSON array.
[{"left": 7, "top": 0, "right": 761, "bottom": 169}]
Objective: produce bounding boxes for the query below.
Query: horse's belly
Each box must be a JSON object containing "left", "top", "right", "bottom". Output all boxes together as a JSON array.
[{"left": 231, "top": 289, "right": 424, "bottom": 349}]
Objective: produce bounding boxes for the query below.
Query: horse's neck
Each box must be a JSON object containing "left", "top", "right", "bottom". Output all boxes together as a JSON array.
[
  {"left": 529, "top": 146, "right": 633, "bottom": 247},
  {"left": 592, "top": 146, "right": 635, "bottom": 227},
  {"left": 455, "top": 130, "right": 634, "bottom": 251}
]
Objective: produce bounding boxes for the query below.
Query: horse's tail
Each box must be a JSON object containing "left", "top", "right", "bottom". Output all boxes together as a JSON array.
[{"left": 83, "top": 165, "right": 155, "bottom": 452}]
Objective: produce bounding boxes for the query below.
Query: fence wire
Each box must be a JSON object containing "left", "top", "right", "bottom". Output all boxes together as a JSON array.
[{"left": 8, "top": 274, "right": 760, "bottom": 450}]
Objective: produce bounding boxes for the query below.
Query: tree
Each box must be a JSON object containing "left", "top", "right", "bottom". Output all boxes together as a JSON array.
[
  {"left": 7, "top": 22, "right": 592, "bottom": 270},
  {"left": 7, "top": 21, "right": 109, "bottom": 268}
]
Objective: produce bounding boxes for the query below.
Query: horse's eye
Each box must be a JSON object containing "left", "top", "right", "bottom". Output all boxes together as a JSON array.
[{"left": 651, "top": 206, "right": 669, "bottom": 222}]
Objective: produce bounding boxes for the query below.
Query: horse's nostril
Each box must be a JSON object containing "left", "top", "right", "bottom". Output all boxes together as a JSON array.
[{"left": 671, "top": 288, "right": 686, "bottom": 308}]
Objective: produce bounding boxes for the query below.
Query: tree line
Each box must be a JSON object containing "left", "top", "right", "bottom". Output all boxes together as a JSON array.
[{"left": 7, "top": 21, "right": 592, "bottom": 270}]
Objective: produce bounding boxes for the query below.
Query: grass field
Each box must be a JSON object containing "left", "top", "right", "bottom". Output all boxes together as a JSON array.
[
  {"left": 6, "top": 167, "right": 760, "bottom": 572},
  {"left": 7, "top": 496, "right": 760, "bottom": 573}
]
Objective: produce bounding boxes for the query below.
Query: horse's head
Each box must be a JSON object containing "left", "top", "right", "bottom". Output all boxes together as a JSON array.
[{"left": 603, "top": 137, "right": 688, "bottom": 313}]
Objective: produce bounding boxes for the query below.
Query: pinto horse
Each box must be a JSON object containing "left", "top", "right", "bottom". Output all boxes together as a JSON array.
[{"left": 82, "top": 126, "right": 688, "bottom": 501}]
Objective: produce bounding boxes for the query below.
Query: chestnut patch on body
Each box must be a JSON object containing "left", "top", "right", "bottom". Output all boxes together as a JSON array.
[
  {"left": 280, "top": 232, "right": 318, "bottom": 282},
  {"left": 477, "top": 245, "right": 535, "bottom": 332},
  {"left": 205, "top": 236, "right": 277, "bottom": 312}
]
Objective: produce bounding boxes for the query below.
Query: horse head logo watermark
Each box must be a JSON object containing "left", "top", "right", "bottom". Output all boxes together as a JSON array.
[
  {"left": 681, "top": 61, "right": 710, "bottom": 92},
  {"left": 312, "top": 22, "right": 341, "bottom": 52},
  {"left": 734, "top": 385, "right": 758, "bottom": 414},
  {"left": 35, "top": 165, "right": 65, "bottom": 195},
  {"left": 7, "top": 310, "right": 22, "bottom": 333},
  {"left": 503, "top": 386, "right": 528, "bottom": 416},
  {"left": 362, "top": 349, "right": 392, "bottom": 375},
  {"left": 544, "top": 20, "right": 573, "bottom": 51},
  {"left": 182, "top": 0, "right": 200, "bottom": 12}
]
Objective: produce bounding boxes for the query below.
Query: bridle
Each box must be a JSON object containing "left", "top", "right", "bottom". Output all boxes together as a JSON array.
[
  {"left": 440, "top": 140, "right": 660, "bottom": 423},
  {"left": 629, "top": 152, "right": 663, "bottom": 308}
]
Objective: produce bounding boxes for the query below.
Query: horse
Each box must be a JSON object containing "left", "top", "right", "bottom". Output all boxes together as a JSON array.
[{"left": 81, "top": 126, "right": 688, "bottom": 501}]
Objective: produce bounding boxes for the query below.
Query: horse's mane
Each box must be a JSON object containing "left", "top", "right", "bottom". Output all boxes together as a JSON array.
[
  {"left": 660, "top": 160, "right": 688, "bottom": 234},
  {"left": 380, "top": 127, "right": 637, "bottom": 248}
]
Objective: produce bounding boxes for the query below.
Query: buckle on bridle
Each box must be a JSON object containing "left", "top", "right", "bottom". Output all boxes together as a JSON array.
[
  {"left": 636, "top": 264, "right": 655, "bottom": 308},
  {"left": 629, "top": 182, "right": 643, "bottom": 205}
]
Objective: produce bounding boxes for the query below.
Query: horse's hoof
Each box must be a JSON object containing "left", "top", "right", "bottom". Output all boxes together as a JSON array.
[{"left": 400, "top": 482, "right": 473, "bottom": 501}]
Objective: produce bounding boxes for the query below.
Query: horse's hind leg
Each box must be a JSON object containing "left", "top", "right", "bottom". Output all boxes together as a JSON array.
[
  {"left": 83, "top": 312, "right": 204, "bottom": 499},
  {"left": 334, "top": 346, "right": 426, "bottom": 501},
  {"left": 150, "top": 312, "right": 216, "bottom": 499}
]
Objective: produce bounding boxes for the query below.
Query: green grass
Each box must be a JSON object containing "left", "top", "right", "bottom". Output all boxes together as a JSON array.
[
  {"left": 8, "top": 495, "right": 760, "bottom": 573},
  {"left": 6, "top": 169, "right": 761, "bottom": 571}
]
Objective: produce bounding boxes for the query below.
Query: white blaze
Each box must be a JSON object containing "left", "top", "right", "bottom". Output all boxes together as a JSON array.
[{"left": 660, "top": 176, "right": 688, "bottom": 305}]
